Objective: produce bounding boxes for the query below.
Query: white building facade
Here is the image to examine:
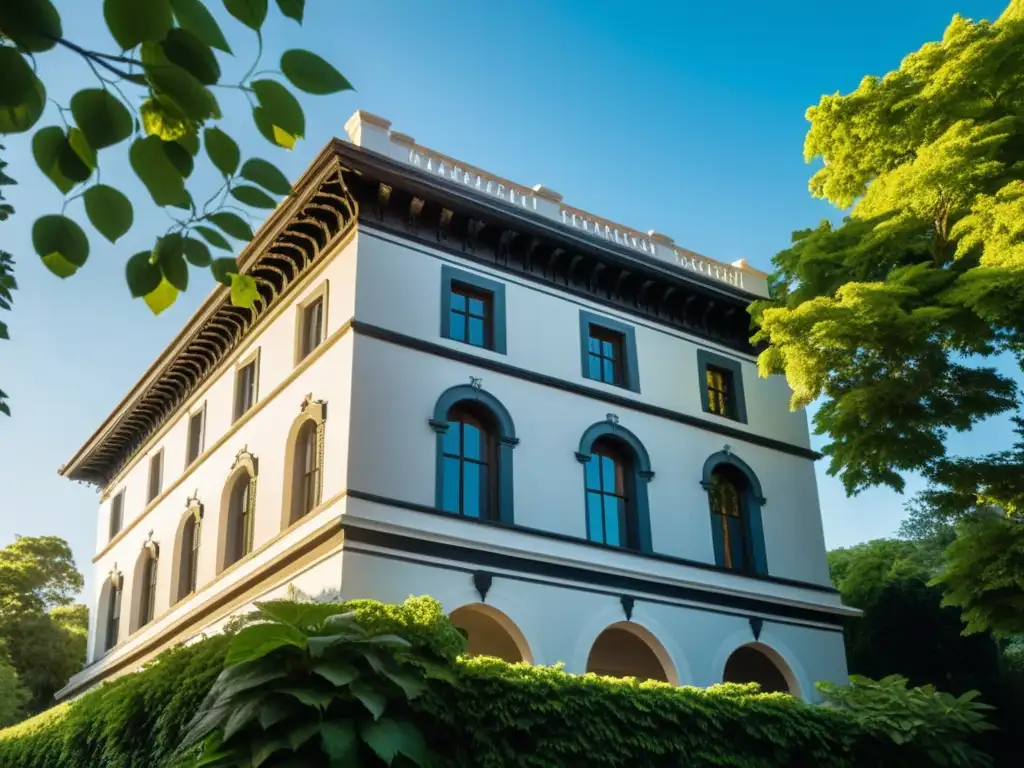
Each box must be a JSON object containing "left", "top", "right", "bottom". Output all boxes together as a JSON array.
[{"left": 58, "top": 111, "right": 853, "bottom": 701}]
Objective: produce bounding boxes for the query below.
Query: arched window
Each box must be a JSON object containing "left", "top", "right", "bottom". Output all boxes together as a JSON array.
[
  {"left": 431, "top": 385, "right": 517, "bottom": 524},
  {"left": 584, "top": 438, "right": 637, "bottom": 549},
  {"left": 103, "top": 574, "right": 122, "bottom": 652},
  {"left": 138, "top": 550, "right": 158, "bottom": 628},
  {"left": 576, "top": 421, "right": 654, "bottom": 552},
  {"left": 282, "top": 397, "right": 326, "bottom": 529},
  {"left": 177, "top": 511, "right": 202, "bottom": 602},
  {"left": 441, "top": 403, "right": 497, "bottom": 519},
  {"left": 701, "top": 451, "right": 768, "bottom": 575},
  {"left": 226, "top": 473, "right": 255, "bottom": 568}
]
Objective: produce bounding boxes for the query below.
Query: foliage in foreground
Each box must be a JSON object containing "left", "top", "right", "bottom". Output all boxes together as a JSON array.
[{"left": 0, "top": 597, "right": 998, "bottom": 767}]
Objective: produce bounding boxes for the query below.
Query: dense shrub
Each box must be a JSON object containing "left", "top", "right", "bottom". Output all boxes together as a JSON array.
[{"left": 0, "top": 598, "right": 995, "bottom": 767}]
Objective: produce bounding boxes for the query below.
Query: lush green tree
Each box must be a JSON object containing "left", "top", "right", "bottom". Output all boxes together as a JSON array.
[
  {"left": 0, "top": 639, "right": 30, "bottom": 728},
  {"left": 753, "top": 1, "right": 1024, "bottom": 635},
  {"left": 0, "top": 536, "right": 87, "bottom": 717},
  {"left": 0, "top": 0, "right": 355, "bottom": 416}
]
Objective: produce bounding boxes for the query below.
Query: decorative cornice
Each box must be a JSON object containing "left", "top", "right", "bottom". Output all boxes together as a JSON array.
[{"left": 231, "top": 446, "right": 258, "bottom": 476}]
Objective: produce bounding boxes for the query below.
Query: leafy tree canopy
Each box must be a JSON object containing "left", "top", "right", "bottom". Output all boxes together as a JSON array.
[
  {"left": 754, "top": 1, "right": 1024, "bottom": 635},
  {"left": 0, "top": 0, "right": 354, "bottom": 416},
  {"left": 0, "top": 535, "right": 82, "bottom": 614}
]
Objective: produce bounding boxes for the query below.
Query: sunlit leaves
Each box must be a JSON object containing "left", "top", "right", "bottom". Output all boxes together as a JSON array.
[
  {"left": 240, "top": 158, "right": 292, "bottom": 195},
  {"left": 205, "top": 127, "right": 240, "bottom": 177},
  {"left": 155, "top": 234, "right": 189, "bottom": 291},
  {"left": 104, "top": 0, "right": 173, "bottom": 50},
  {"left": 231, "top": 185, "right": 276, "bottom": 209},
  {"left": 126, "top": 250, "right": 161, "bottom": 297},
  {"left": 32, "top": 126, "right": 85, "bottom": 193},
  {"left": 69, "top": 89, "right": 133, "bottom": 150},
  {"left": 0, "top": 49, "right": 45, "bottom": 134},
  {"left": 0, "top": 0, "right": 62, "bottom": 52},
  {"left": 281, "top": 50, "right": 353, "bottom": 95},
  {"left": 83, "top": 185, "right": 133, "bottom": 243},
  {"left": 171, "top": 0, "right": 232, "bottom": 54},
  {"left": 209, "top": 212, "right": 253, "bottom": 241},
  {"left": 230, "top": 273, "right": 259, "bottom": 307},
  {"left": 251, "top": 80, "right": 304, "bottom": 149},
  {"left": 223, "top": 0, "right": 268, "bottom": 30},
  {"left": 144, "top": 278, "right": 179, "bottom": 314},
  {"left": 195, "top": 226, "right": 232, "bottom": 250},
  {"left": 33, "top": 215, "right": 88, "bottom": 278},
  {"left": 275, "top": 0, "right": 305, "bottom": 24},
  {"left": 161, "top": 28, "right": 221, "bottom": 85},
  {"left": 143, "top": 42, "right": 220, "bottom": 122},
  {"left": 130, "top": 135, "right": 187, "bottom": 206},
  {"left": 211, "top": 256, "right": 239, "bottom": 285},
  {"left": 65, "top": 128, "right": 95, "bottom": 174},
  {"left": 140, "top": 97, "right": 192, "bottom": 141}
]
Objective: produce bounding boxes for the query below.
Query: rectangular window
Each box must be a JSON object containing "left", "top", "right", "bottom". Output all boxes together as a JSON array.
[
  {"left": 234, "top": 357, "right": 258, "bottom": 422},
  {"left": 108, "top": 490, "right": 125, "bottom": 541},
  {"left": 299, "top": 296, "right": 324, "bottom": 360},
  {"left": 440, "top": 266, "right": 507, "bottom": 354},
  {"left": 578, "top": 311, "right": 640, "bottom": 392},
  {"left": 147, "top": 451, "right": 163, "bottom": 503},
  {"left": 697, "top": 350, "right": 747, "bottom": 423},
  {"left": 586, "top": 326, "right": 625, "bottom": 386},
  {"left": 186, "top": 407, "right": 205, "bottom": 465}
]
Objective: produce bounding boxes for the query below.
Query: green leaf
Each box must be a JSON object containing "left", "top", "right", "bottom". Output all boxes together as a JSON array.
[
  {"left": 104, "top": 0, "right": 173, "bottom": 49},
  {"left": 308, "top": 633, "right": 361, "bottom": 658},
  {"left": 231, "top": 273, "right": 259, "bottom": 307},
  {"left": 131, "top": 135, "right": 186, "bottom": 206},
  {"left": 176, "top": 129, "right": 200, "bottom": 156},
  {"left": 252, "top": 735, "right": 288, "bottom": 767},
  {"left": 171, "top": 0, "right": 232, "bottom": 53},
  {"left": 286, "top": 721, "right": 320, "bottom": 751},
  {"left": 156, "top": 235, "right": 189, "bottom": 291},
  {"left": 197, "top": 226, "right": 232, "bottom": 251},
  {"left": 240, "top": 158, "right": 292, "bottom": 195},
  {"left": 359, "top": 717, "right": 428, "bottom": 766},
  {"left": 281, "top": 49, "right": 354, "bottom": 95},
  {"left": 145, "top": 280, "right": 180, "bottom": 314},
  {"left": 84, "top": 185, "right": 133, "bottom": 243},
  {"left": 222, "top": 695, "right": 262, "bottom": 741},
  {"left": 140, "top": 97, "right": 194, "bottom": 142},
  {"left": 231, "top": 184, "right": 277, "bottom": 209},
  {"left": 126, "top": 250, "right": 162, "bottom": 297},
  {"left": 211, "top": 257, "right": 238, "bottom": 285},
  {"left": 161, "top": 28, "right": 221, "bottom": 85},
  {"left": 350, "top": 679, "right": 386, "bottom": 720},
  {"left": 275, "top": 0, "right": 304, "bottom": 24},
  {"left": 66, "top": 128, "right": 96, "bottom": 171},
  {"left": 252, "top": 79, "right": 305, "bottom": 137},
  {"left": 143, "top": 43, "right": 221, "bottom": 122},
  {"left": 378, "top": 661, "right": 426, "bottom": 700},
  {"left": 210, "top": 212, "right": 254, "bottom": 241},
  {"left": 257, "top": 696, "right": 297, "bottom": 729},
  {"left": 223, "top": 0, "right": 268, "bottom": 30},
  {"left": 252, "top": 106, "right": 296, "bottom": 150},
  {"left": 182, "top": 236, "right": 211, "bottom": 267},
  {"left": 0, "top": 50, "right": 45, "bottom": 134},
  {"left": 278, "top": 685, "right": 335, "bottom": 711},
  {"left": 0, "top": 0, "right": 62, "bottom": 52},
  {"left": 205, "top": 127, "right": 240, "bottom": 176},
  {"left": 163, "top": 141, "right": 194, "bottom": 177},
  {"left": 70, "top": 89, "right": 133, "bottom": 150},
  {"left": 321, "top": 719, "right": 358, "bottom": 763},
  {"left": 32, "top": 127, "right": 76, "bottom": 193},
  {"left": 313, "top": 661, "right": 359, "bottom": 687},
  {"left": 225, "top": 622, "right": 307, "bottom": 666},
  {"left": 33, "top": 215, "right": 89, "bottom": 278}
]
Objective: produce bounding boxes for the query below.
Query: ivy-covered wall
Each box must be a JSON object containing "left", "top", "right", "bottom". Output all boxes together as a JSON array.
[{"left": 0, "top": 598, "right": 992, "bottom": 767}]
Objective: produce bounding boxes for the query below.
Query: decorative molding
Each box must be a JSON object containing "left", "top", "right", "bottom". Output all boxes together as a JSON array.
[
  {"left": 142, "top": 531, "right": 159, "bottom": 560},
  {"left": 472, "top": 571, "right": 493, "bottom": 602},
  {"left": 108, "top": 566, "right": 122, "bottom": 589},
  {"left": 231, "top": 446, "right": 259, "bottom": 476},
  {"left": 749, "top": 617, "right": 764, "bottom": 642},
  {"left": 186, "top": 493, "right": 204, "bottom": 522},
  {"left": 620, "top": 595, "right": 635, "bottom": 622}
]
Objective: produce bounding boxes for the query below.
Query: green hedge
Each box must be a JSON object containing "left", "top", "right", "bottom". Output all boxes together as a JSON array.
[{"left": 0, "top": 597, "right": 992, "bottom": 767}]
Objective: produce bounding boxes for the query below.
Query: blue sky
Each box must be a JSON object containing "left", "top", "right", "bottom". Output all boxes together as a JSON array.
[{"left": 0, "top": 0, "right": 1013, "bottom": 601}]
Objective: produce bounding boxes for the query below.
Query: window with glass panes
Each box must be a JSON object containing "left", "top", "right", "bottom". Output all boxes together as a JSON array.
[
  {"left": 227, "top": 476, "right": 254, "bottom": 566},
  {"left": 709, "top": 469, "right": 750, "bottom": 571},
  {"left": 186, "top": 408, "right": 205, "bottom": 464},
  {"left": 706, "top": 365, "right": 734, "bottom": 418},
  {"left": 147, "top": 451, "right": 163, "bottom": 503},
  {"left": 234, "top": 360, "right": 257, "bottom": 421},
  {"left": 300, "top": 297, "right": 324, "bottom": 360},
  {"left": 585, "top": 440, "right": 636, "bottom": 548},
  {"left": 448, "top": 284, "right": 492, "bottom": 349},
  {"left": 140, "top": 554, "right": 158, "bottom": 627},
  {"left": 586, "top": 325, "right": 625, "bottom": 385},
  {"left": 179, "top": 515, "right": 201, "bottom": 601},
  {"left": 109, "top": 490, "right": 124, "bottom": 541},
  {"left": 105, "top": 582, "right": 121, "bottom": 650},
  {"left": 440, "top": 405, "right": 495, "bottom": 519},
  {"left": 296, "top": 422, "right": 320, "bottom": 517}
]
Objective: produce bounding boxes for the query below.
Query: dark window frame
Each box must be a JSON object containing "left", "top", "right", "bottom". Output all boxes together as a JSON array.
[
  {"left": 186, "top": 406, "right": 206, "bottom": 466},
  {"left": 584, "top": 439, "right": 640, "bottom": 549},
  {"left": 578, "top": 311, "right": 640, "bottom": 393},
  {"left": 697, "top": 350, "right": 747, "bottom": 423},
  {"left": 234, "top": 356, "right": 259, "bottom": 422},
  {"left": 299, "top": 295, "right": 325, "bottom": 361},
  {"left": 440, "top": 265, "right": 507, "bottom": 354},
  {"left": 139, "top": 553, "right": 158, "bottom": 628},
  {"left": 104, "top": 580, "right": 122, "bottom": 651},
  {"left": 440, "top": 404, "right": 498, "bottom": 520},
  {"left": 109, "top": 489, "right": 125, "bottom": 541},
  {"left": 147, "top": 450, "right": 163, "bottom": 503}
]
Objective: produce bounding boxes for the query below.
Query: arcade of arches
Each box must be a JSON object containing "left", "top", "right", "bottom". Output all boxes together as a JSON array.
[{"left": 448, "top": 606, "right": 796, "bottom": 694}]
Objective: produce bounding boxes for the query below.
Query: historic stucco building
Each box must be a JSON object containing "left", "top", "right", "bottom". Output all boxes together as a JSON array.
[{"left": 57, "top": 110, "right": 853, "bottom": 701}]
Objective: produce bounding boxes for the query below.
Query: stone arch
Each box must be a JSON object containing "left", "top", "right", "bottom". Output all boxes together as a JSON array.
[
  {"left": 449, "top": 603, "right": 533, "bottom": 664},
  {"left": 281, "top": 395, "right": 327, "bottom": 529},
  {"left": 217, "top": 448, "right": 258, "bottom": 574},
  {"left": 128, "top": 536, "right": 160, "bottom": 633},
  {"left": 585, "top": 621, "right": 677, "bottom": 684},
  {"left": 94, "top": 568, "right": 123, "bottom": 658},
  {"left": 429, "top": 384, "right": 518, "bottom": 524},
  {"left": 170, "top": 495, "right": 204, "bottom": 604},
  {"left": 721, "top": 642, "right": 800, "bottom": 696}
]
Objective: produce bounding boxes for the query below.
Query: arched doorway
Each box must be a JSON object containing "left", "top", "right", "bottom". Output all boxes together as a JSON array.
[
  {"left": 449, "top": 604, "right": 532, "bottom": 663},
  {"left": 586, "top": 622, "right": 674, "bottom": 683},
  {"left": 722, "top": 643, "right": 796, "bottom": 694}
]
